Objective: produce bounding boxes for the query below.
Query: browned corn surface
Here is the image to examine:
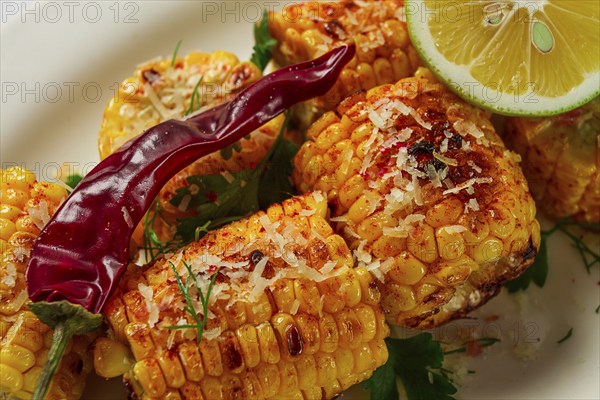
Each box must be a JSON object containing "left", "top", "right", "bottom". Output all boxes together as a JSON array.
[
  {"left": 98, "top": 50, "right": 283, "bottom": 244},
  {"left": 504, "top": 99, "right": 600, "bottom": 223},
  {"left": 100, "top": 193, "right": 389, "bottom": 399},
  {"left": 294, "top": 77, "right": 541, "bottom": 328},
  {"left": 270, "top": 0, "right": 420, "bottom": 126},
  {"left": 0, "top": 167, "right": 95, "bottom": 399}
]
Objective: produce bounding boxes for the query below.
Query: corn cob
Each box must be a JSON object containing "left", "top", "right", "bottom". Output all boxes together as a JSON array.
[
  {"left": 98, "top": 192, "right": 389, "bottom": 399},
  {"left": 0, "top": 167, "right": 95, "bottom": 399},
  {"left": 269, "top": 0, "right": 420, "bottom": 127},
  {"left": 504, "top": 98, "right": 600, "bottom": 224},
  {"left": 98, "top": 50, "right": 284, "bottom": 244},
  {"left": 294, "top": 77, "right": 541, "bottom": 328}
]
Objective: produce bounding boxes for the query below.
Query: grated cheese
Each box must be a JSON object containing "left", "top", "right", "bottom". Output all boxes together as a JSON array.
[
  {"left": 138, "top": 283, "right": 159, "bottom": 328},
  {"left": 443, "top": 177, "right": 493, "bottom": 195}
]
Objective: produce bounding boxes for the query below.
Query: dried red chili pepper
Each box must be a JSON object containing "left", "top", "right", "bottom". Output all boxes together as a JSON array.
[{"left": 25, "top": 43, "right": 355, "bottom": 400}]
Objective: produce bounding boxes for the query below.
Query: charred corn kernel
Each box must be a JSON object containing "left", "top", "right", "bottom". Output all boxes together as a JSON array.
[
  {"left": 294, "top": 77, "right": 540, "bottom": 328},
  {"left": 504, "top": 99, "right": 599, "bottom": 223},
  {"left": 270, "top": 0, "right": 419, "bottom": 127},
  {"left": 104, "top": 194, "right": 388, "bottom": 398},
  {"left": 0, "top": 168, "right": 95, "bottom": 400},
  {"left": 98, "top": 50, "right": 284, "bottom": 245}
]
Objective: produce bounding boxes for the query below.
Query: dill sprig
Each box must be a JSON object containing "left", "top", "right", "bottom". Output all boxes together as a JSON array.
[
  {"left": 185, "top": 76, "right": 204, "bottom": 116},
  {"left": 170, "top": 39, "right": 182, "bottom": 67},
  {"left": 166, "top": 260, "right": 219, "bottom": 343}
]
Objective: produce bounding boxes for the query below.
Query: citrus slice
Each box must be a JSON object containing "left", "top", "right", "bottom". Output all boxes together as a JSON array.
[{"left": 406, "top": 0, "right": 600, "bottom": 116}]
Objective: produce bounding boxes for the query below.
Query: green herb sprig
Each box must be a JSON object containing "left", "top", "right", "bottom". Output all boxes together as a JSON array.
[
  {"left": 171, "top": 39, "right": 182, "bottom": 67},
  {"left": 557, "top": 327, "right": 573, "bottom": 344},
  {"left": 443, "top": 337, "right": 500, "bottom": 356},
  {"left": 506, "top": 219, "right": 599, "bottom": 292},
  {"left": 250, "top": 9, "right": 277, "bottom": 72},
  {"left": 185, "top": 76, "right": 204, "bottom": 116},
  {"left": 363, "top": 334, "right": 458, "bottom": 400},
  {"left": 165, "top": 260, "right": 219, "bottom": 343},
  {"left": 171, "top": 112, "right": 297, "bottom": 244}
]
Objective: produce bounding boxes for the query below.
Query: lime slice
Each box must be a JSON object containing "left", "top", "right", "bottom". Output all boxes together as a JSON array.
[{"left": 406, "top": 0, "right": 600, "bottom": 116}]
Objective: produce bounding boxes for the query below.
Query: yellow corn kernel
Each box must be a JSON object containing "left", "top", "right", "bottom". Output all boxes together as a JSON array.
[
  {"left": 347, "top": 191, "right": 382, "bottom": 224},
  {"left": 315, "top": 123, "right": 351, "bottom": 152},
  {"left": 435, "top": 255, "right": 479, "bottom": 286},
  {"left": 325, "top": 235, "right": 353, "bottom": 269},
  {"left": 353, "top": 343, "right": 374, "bottom": 373},
  {"left": 407, "top": 224, "right": 438, "bottom": 263},
  {"left": 200, "top": 376, "right": 224, "bottom": 400},
  {"left": 436, "top": 227, "right": 466, "bottom": 261},
  {"left": 338, "top": 175, "right": 368, "bottom": 211},
  {"left": 335, "top": 309, "right": 362, "bottom": 350},
  {"left": 178, "top": 341, "right": 205, "bottom": 382},
  {"left": 294, "top": 314, "right": 320, "bottom": 355},
  {"left": 199, "top": 339, "right": 223, "bottom": 377},
  {"left": 180, "top": 382, "right": 205, "bottom": 400},
  {"left": 382, "top": 284, "right": 417, "bottom": 313},
  {"left": 356, "top": 211, "right": 396, "bottom": 243},
  {"left": 459, "top": 215, "right": 490, "bottom": 245},
  {"left": 93, "top": 337, "right": 134, "bottom": 378},
  {"left": 426, "top": 197, "right": 463, "bottom": 228},
  {"left": 318, "top": 314, "right": 339, "bottom": 353},
  {"left": 157, "top": 349, "right": 186, "bottom": 388},
  {"left": 240, "top": 371, "right": 262, "bottom": 399},
  {"left": 473, "top": 237, "right": 504, "bottom": 264},
  {"left": 355, "top": 267, "right": 381, "bottom": 306},
  {"left": 372, "top": 235, "right": 405, "bottom": 259},
  {"left": 296, "top": 355, "right": 318, "bottom": 389},
  {"left": 389, "top": 252, "right": 428, "bottom": 285},
  {"left": 333, "top": 348, "right": 354, "bottom": 380},
  {"left": 307, "top": 112, "right": 340, "bottom": 140},
  {"left": 32, "top": 182, "right": 67, "bottom": 205},
  {"left": 125, "top": 323, "right": 155, "bottom": 360},
  {"left": 256, "top": 322, "right": 280, "bottom": 365},
  {"left": 235, "top": 324, "right": 260, "bottom": 369},
  {"left": 133, "top": 358, "right": 167, "bottom": 398},
  {"left": 0, "top": 218, "right": 16, "bottom": 241},
  {"left": 0, "top": 344, "right": 35, "bottom": 372},
  {"left": 271, "top": 280, "right": 296, "bottom": 314},
  {"left": 0, "top": 363, "right": 23, "bottom": 392},
  {"left": 313, "top": 353, "right": 336, "bottom": 387},
  {"left": 277, "top": 362, "right": 299, "bottom": 395},
  {"left": 221, "top": 374, "right": 243, "bottom": 400},
  {"left": 294, "top": 280, "right": 322, "bottom": 315},
  {"left": 337, "top": 270, "right": 363, "bottom": 308},
  {"left": 487, "top": 205, "right": 516, "bottom": 239},
  {"left": 245, "top": 293, "right": 273, "bottom": 325},
  {"left": 354, "top": 304, "right": 377, "bottom": 342},
  {"left": 256, "top": 363, "right": 280, "bottom": 398}
]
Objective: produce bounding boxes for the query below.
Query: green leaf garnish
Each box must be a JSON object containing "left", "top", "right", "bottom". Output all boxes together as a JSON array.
[
  {"left": 363, "top": 334, "right": 458, "bottom": 400},
  {"left": 250, "top": 9, "right": 277, "bottom": 72},
  {"left": 171, "top": 39, "right": 182, "bottom": 67},
  {"left": 557, "top": 327, "right": 573, "bottom": 344},
  {"left": 142, "top": 199, "right": 178, "bottom": 261},
  {"left": 506, "top": 219, "right": 599, "bottom": 293},
  {"left": 165, "top": 260, "right": 218, "bottom": 343},
  {"left": 64, "top": 173, "right": 83, "bottom": 191},
  {"left": 171, "top": 113, "right": 296, "bottom": 244}
]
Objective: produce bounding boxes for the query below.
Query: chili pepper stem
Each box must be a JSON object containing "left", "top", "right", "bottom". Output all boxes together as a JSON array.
[
  {"left": 28, "top": 301, "right": 103, "bottom": 400},
  {"left": 32, "top": 322, "right": 72, "bottom": 400}
]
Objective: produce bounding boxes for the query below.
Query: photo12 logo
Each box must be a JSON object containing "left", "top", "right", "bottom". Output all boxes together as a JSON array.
[{"left": 1, "top": 1, "right": 139, "bottom": 24}]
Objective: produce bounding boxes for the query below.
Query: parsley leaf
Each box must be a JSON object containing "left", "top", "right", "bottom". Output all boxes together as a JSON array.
[
  {"left": 171, "top": 113, "right": 296, "bottom": 244},
  {"left": 363, "top": 334, "right": 458, "bottom": 400},
  {"left": 250, "top": 9, "right": 277, "bottom": 72},
  {"left": 65, "top": 174, "right": 83, "bottom": 191}
]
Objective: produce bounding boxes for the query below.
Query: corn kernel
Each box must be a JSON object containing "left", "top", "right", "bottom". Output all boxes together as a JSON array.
[
  {"left": 435, "top": 226, "right": 466, "bottom": 260},
  {"left": 473, "top": 237, "right": 504, "bottom": 264},
  {"left": 389, "top": 252, "right": 427, "bottom": 285},
  {"left": 0, "top": 363, "right": 23, "bottom": 392},
  {"left": 133, "top": 358, "right": 167, "bottom": 397},
  {"left": 407, "top": 224, "right": 438, "bottom": 263}
]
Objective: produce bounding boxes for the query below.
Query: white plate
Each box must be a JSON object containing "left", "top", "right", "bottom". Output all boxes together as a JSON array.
[{"left": 1, "top": 2, "right": 598, "bottom": 399}]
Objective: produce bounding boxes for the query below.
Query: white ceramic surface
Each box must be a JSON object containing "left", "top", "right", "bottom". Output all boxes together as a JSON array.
[{"left": 1, "top": 2, "right": 598, "bottom": 399}]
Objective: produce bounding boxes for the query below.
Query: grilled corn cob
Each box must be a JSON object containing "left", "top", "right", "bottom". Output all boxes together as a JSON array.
[
  {"left": 294, "top": 77, "right": 541, "bottom": 328},
  {"left": 504, "top": 98, "right": 600, "bottom": 223},
  {"left": 99, "top": 192, "right": 389, "bottom": 399},
  {"left": 270, "top": 0, "right": 420, "bottom": 127},
  {"left": 98, "top": 50, "right": 284, "bottom": 244},
  {"left": 0, "top": 167, "right": 95, "bottom": 399}
]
